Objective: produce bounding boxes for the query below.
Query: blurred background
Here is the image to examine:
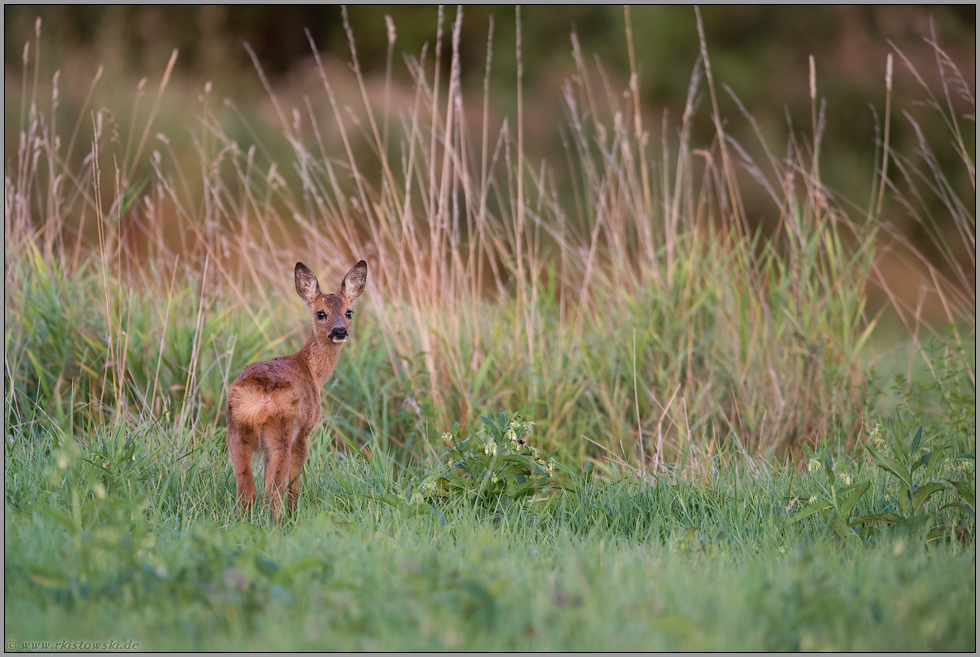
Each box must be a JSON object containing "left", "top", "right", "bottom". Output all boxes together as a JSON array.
[
  {"left": 3, "top": 5, "right": 974, "bottom": 458},
  {"left": 4, "top": 5, "right": 975, "bottom": 309}
]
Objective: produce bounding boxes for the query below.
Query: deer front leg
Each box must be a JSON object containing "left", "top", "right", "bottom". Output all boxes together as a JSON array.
[{"left": 227, "top": 415, "right": 258, "bottom": 517}]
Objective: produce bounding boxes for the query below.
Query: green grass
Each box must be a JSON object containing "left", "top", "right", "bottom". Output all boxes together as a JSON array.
[
  {"left": 3, "top": 412, "right": 976, "bottom": 651},
  {"left": 4, "top": 9, "right": 975, "bottom": 652}
]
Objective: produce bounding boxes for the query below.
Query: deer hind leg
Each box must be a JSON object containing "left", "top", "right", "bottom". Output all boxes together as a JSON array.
[
  {"left": 288, "top": 434, "right": 310, "bottom": 515},
  {"left": 227, "top": 412, "right": 258, "bottom": 517},
  {"left": 262, "top": 416, "right": 294, "bottom": 519}
]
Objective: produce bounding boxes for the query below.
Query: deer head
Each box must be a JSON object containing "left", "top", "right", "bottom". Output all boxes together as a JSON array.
[{"left": 294, "top": 260, "right": 368, "bottom": 345}]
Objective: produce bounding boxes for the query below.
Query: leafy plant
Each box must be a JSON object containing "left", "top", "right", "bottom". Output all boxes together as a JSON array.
[
  {"left": 856, "top": 342, "right": 976, "bottom": 544},
  {"left": 850, "top": 422, "right": 949, "bottom": 542},
  {"left": 786, "top": 446, "right": 870, "bottom": 547},
  {"left": 789, "top": 416, "right": 974, "bottom": 547},
  {"left": 420, "top": 412, "right": 559, "bottom": 508},
  {"left": 944, "top": 453, "right": 976, "bottom": 520}
]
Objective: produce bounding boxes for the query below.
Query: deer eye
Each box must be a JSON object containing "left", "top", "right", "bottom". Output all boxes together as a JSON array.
[
  {"left": 317, "top": 311, "right": 326, "bottom": 320},
  {"left": 346, "top": 310, "right": 353, "bottom": 319}
]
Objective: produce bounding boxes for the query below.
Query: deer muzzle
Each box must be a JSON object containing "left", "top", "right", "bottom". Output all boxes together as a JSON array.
[{"left": 329, "top": 326, "right": 348, "bottom": 344}]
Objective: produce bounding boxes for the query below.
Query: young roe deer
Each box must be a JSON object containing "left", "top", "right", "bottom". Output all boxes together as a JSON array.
[{"left": 226, "top": 260, "right": 367, "bottom": 518}]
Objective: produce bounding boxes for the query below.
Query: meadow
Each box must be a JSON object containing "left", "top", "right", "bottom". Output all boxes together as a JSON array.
[{"left": 4, "top": 7, "right": 975, "bottom": 651}]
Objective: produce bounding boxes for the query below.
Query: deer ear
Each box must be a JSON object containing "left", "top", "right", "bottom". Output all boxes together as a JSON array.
[
  {"left": 339, "top": 260, "right": 367, "bottom": 302},
  {"left": 294, "top": 262, "right": 321, "bottom": 303}
]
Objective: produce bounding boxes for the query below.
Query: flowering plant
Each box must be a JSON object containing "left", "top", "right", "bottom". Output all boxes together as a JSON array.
[{"left": 418, "top": 412, "right": 559, "bottom": 507}]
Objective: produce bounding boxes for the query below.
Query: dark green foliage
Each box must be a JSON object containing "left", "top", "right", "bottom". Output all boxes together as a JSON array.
[
  {"left": 429, "top": 413, "right": 557, "bottom": 507},
  {"left": 787, "top": 341, "right": 976, "bottom": 547}
]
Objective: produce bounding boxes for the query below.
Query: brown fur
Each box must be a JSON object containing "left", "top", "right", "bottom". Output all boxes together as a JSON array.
[{"left": 227, "top": 260, "right": 367, "bottom": 518}]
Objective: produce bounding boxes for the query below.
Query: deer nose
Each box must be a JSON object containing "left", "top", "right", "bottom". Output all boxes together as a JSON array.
[{"left": 329, "top": 326, "right": 348, "bottom": 342}]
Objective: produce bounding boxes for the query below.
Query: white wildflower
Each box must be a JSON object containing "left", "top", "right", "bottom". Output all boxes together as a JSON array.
[{"left": 869, "top": 423, "right": 885, "bottom": 449}]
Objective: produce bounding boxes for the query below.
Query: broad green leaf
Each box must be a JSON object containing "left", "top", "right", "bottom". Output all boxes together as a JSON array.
[
  {"left": 850, "top": 512, "right": 902, "bottom": 525},
  {"left": 912, "top": 446, "right": 946, "bottom": 478},
  {"left": 785, "top": 501, "right": 833, "bottom": 524},
  {"left": 896, "top": 488, "right": 910, "bottom": 516},
  {"left": 868, "top": 448, "right": 912, "bottom": 490},
  {"left": 857, "top": 526, "right": 877, "bottom": 539},
  {"left": 496, "top": 466, "right": 532, "bottom": 480},
  {"left": 446, "top": 476, "right": 470, "bottom": 490},
  {"left": 831, "top": 517, "right": 859, "bottom": 545},
  {"left": 947, "top": 480, "right": 975, "bottom": 504},
  {"left": 910, "top": 425, "right": 923, "bottom": 455},
  {"left": 939, "top": 502, "right": 975, "bottom": 517},
  {"left": 897, "top": 513, "right": 934, "bottom": 537},
  {"left": 891, "top": 426, "right": 909, "bottom": 461},
  {"left": 839, "top": 482, "right": 870, "bottom": 518},
  {"left": 922, "top": 446, "right": 949, "bottom": 480},
  {"left": 911, "top": 482, "right": 946, "bottom": 516},
  {"left": 822, "top": 453, "right": 836, "bottom": 487},
  {"left": 402, "top": 503, "right": 437, "bottom": 520}
]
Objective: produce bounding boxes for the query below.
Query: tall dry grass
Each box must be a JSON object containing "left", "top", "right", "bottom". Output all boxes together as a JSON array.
[{"left": 4, "top": 9, "right": 974, "bottom": 475}]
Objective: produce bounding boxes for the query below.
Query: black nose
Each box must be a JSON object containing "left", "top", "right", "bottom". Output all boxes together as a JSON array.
[{"left": 329, "top": 327, "right": 348, "bottom": 340}]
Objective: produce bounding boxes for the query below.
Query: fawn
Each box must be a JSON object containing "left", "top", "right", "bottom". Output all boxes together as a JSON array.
[{"left": 226, "top": 260, "right": 367, "bottom": 518}]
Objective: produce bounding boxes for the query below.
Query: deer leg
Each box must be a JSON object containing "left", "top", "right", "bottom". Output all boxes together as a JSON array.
[
  {"left": 227, "top": 413, "right": 258, "bottom": 517},
  {"left": 263, "top": 417, "right": 293, "bottom": 519},
  {"left": 288, "top": 436, "right": 310, "bottom": 515}
]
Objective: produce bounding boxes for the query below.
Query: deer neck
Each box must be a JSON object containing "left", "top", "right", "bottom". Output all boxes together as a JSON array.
[{"left": 296, "top": 332, "right": 342, "bottom": 390}]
